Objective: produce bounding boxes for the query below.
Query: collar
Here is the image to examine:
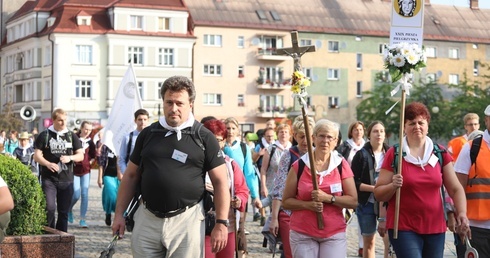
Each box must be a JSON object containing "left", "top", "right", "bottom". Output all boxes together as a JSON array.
[
  {"left": 48, "top": 125, "right": 69, "bottom": 140},
  {"left": 346, "top": 138, "right": 365, "bottom": 151},
  {"left": 158, "top": 113, "right": 195, "bottom": 141},
  {"left": 402, "top": 136, "right": 434, "bottom": 170},
  {"left": 300, "top": 149, "right": 343, "bottom": 185}
]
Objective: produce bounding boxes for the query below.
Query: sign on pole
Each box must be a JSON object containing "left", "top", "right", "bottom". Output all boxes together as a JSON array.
[{"left": 390, "top": 0, "right": 424, "bottom": 47}]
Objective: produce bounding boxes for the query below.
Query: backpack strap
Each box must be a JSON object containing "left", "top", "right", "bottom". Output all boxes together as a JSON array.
[
  {"left": 297, "top": 158, "right": 305, "bottom": 182},
  {"left": 469, "top": 135, "right": 483, "bottom": 186},
  {"left": 265, "top": 144, "right": 277, "bottom": 172},
  {"left": 433, "top": 143, "right": 448, "bottom": 221},
  {"left": 125, "top": 131, "right": 134, "bottom": 164},
  {"left": 391, "top": 143, "right": 406, "bottom": 174},
  {"left": 288, "top": 146, "right": 300, "bottom": 169},
  {"left": 240, "top": 142, "right": 247, "bottom": 159}
]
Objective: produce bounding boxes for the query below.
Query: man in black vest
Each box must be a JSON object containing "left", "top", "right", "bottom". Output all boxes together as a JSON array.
[
  {"left": 113, "top": 76, "right": 230, "bottom": 257},
  {"left": 34, "top": 108, "right": 84, "bottom": 232}
]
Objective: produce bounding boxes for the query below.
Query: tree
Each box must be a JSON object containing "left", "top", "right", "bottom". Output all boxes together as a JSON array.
[
  {"left": 0, "top": 102, "right": 24, "bottom": 132},
  {"left": 356, "top": 75, "right": 400, "bottom": 138}
]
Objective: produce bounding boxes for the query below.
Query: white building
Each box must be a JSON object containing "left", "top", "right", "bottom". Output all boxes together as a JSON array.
[{"left": 0, "top": 0, "right": 195, "bottom": 130}]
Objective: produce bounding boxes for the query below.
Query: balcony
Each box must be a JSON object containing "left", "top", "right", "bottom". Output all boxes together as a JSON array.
[
  {"left": 256, "top": 106, "right": 288, "bottom": 118},
  {"left": 256, "top": 48, "right": 290, "bottom": 61},
  {"left": 256, "top": 79, "right": 291, "bottom": 90}
]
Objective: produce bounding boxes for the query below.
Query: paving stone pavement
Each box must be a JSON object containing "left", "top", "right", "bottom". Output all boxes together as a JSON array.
[{"left": 71, "top": 170, "right": 457, "bottom": 257}]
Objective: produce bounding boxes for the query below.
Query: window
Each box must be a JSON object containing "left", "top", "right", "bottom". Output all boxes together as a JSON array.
[
  {"left": 259, "top": 94, "right": 284, "bottom": 112},
  {"left": 158, "top": 48, "right": 174, "bottom": 66},
  {"left": 137, "top": 81, "right": 144, "bottom": 100},
  {"left": 75, "top": 45, "right": 92, "bottom": 64},
  {"left": 204, "top": 64, "right": 222, "bottom": 76},
  {"left": 270, "top": 10, "right": 281, "bottom": 21},
  {"left": 356, "top": 81, "right": 363, "bottom": 97},
  {"left": 44, "top": 80, "right": 51, "bottom": 100},
  {"left": 44, "top": 46, "right": 51, "bottom": 65},
  {"left": 203, "top": 93, "right": 222, "bottom": 105},
  {"left": 356, "top": 53, "right": 362, "bottom": 70},
  {"left": 303, "top": 68, "right": 312, "bottom": 78},
  {"left": 128, "top": 47, "right": 143, "bottom": 64},
  {"left": 426, "top": 73, "right": 437, "bottom": 83},
  {"left": 238, "top": 94, "right": 244, "bottom": 106},
  {"left": 449, "top": 48, "right": 459, "bottom": 59},
  {"left": 328, "top": 41, "right": 339, "bottom": 52},
  {"left": 240, "top": 124, "right": 255, "bottom": 135},
  {"left": 204, "top": 34, "right": 222, "bottom": 46},
  {"left": 472, "top": 43, "right": 478, "bottom": 49},
  {"left": 75, "top": 80, "right": 92, "bottom": 98},
  {"left": 327, "top": 69, "right": 340, "bottom": 80},
  {"left": 328, "top": 96, "right": 339, "bottom": 108},
  {"left": 355, "top": 36, "right": 362, "bottom": 41},
  {"left": 256, "top": 10, "right": 267, "bottom": 20},
  {"left": 426, "top": 47, "right": 436, "bottom": 58},
  {"left": 237, "top": 36, "right": 244, "bottom": 48},
  {"left": 238, "top": 66, "right": 244, "bottom": 78},
  {"left": 130, "top": 15, "right": 143, "bottom": 30},
  {"left": 158, "top": 17, "right": 170, "bottom": 31},
  {"left": 379, "top": 43, "right": 385, "bottom": 54},
  {"left": 157, "top": 82, "right": 163, "bottom": 99},
  {"left": 474, "top": 60, "right": 479, "bottom": 76},
  {"left": 449, "top": 74, "right": 459, "bottom": 85},
  {"left": 300, "top": 39, "right": 312, "bottom": 46}
]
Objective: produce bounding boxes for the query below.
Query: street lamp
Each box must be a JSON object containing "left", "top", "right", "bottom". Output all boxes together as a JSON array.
[
  {"left": 431, "top": 106, "right": 439, "bottom": 114},
  {"left": 153, "top": 103, "right": 161, "bottom": 121}
]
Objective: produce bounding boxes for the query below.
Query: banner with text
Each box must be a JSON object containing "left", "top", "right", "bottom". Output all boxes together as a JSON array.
[{"left": 390, "top": 0, "right": 425, "bottom": 47}]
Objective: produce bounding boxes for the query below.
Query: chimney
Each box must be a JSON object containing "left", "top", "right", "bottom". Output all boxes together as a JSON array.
[
  {"left": 470, "top": 0, "right": 479, "bottom": 10},
  {"left": 425, "top": 0, "right": 431, "bottom": 5}
]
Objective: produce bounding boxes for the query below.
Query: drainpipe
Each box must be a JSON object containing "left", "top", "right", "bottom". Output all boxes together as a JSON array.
[{"left": 48, "top": 33, "right": 54, "bottom": 113}]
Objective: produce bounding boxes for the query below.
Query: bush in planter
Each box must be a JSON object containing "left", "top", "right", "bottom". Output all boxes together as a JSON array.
[{"left": 0, "top": 154, "right": 46, "bottom": 235}]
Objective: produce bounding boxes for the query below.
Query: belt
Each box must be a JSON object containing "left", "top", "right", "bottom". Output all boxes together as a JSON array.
[{"left": 144, "top": 201, "right": 199, "bottom": 219}]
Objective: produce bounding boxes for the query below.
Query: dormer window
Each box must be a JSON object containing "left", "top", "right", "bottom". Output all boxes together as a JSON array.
[
  {"left": 76, "top": 11, "right": 92, "bottom": 26},
  {"left": 47, "top": 17, "right": 56, "bottom": 27}
]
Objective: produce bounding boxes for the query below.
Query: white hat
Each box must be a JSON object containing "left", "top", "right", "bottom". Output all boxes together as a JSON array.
[{"left": 485, "top": 105, "right": 490, "bottom": 116}]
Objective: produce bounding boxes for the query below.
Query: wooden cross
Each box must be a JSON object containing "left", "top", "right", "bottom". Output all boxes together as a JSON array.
[
  {"left": 274, "top": 31, "right": 316, "bottom": 72},
  {"left": 275, "top": 31, "right": 324, "bottom": 229}
]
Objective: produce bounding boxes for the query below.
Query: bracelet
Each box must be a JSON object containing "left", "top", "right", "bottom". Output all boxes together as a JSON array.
[{"left": 377, "top": 217, "right": 386, "bottom": 222}]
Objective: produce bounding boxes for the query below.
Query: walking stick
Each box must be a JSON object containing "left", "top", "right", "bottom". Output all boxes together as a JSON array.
[{"left": 393, "top": 88, "right": 407, "bottom": 239}]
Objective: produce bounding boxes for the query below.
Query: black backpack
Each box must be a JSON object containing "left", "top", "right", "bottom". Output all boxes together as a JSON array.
[{"left": 468, "top": 135, "right": 483, "bottom": 186}]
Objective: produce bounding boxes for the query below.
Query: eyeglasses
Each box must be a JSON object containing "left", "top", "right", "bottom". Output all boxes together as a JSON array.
[
  {"left": 466, "top": 123, "right": 479, "bottom": 126},
  {"left": 316, "top": 134, "right": 337, "bottom": 142}
]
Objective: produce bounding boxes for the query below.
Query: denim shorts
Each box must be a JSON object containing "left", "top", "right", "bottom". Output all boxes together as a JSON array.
[{"left": 356, "top": 202, "right": 377, "bottom": 236}]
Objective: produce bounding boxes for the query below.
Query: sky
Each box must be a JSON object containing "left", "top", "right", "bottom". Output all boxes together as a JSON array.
[{"left": 430, "top": 0, "right": 490, "bottom": 9}]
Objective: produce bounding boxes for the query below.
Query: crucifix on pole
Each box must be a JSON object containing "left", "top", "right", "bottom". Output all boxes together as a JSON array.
[{"left": 274, "top": 31, "right": 324, "bottom": 229}]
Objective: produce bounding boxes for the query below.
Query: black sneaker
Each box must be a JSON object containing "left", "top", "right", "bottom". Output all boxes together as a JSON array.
[{"left": 105, "top": 214, "right": 111, "bottom": 226}]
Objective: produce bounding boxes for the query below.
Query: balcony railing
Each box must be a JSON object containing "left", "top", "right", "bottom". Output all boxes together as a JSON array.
[
  {"left": 256, "top": 48, "right": 290, "bottom": 61},
  {"left": 256, "top": 79, "right": 291, "bottom": 89}
]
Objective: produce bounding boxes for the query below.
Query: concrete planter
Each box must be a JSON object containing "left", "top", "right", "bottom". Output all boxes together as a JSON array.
[{"left": 0, "top": 226, "right": 75, "bottom": 257}]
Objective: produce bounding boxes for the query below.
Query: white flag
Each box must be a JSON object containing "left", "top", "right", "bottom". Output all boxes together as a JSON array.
[{"left": 102, "top": 65, "right": 143, "bottom": 155}]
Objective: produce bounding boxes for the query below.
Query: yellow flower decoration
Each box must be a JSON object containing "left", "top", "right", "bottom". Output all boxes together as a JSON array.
[{"left": 291, "top": 71, "right": 311, "bottom": 94}]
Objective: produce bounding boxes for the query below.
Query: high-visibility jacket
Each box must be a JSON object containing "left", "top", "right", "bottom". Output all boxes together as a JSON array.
[
  {"left": 448, "top": 135, "right": 467, "bottom": 161},
  {"left": 467, "top": 139, "right": 490, "bottom": 221}
]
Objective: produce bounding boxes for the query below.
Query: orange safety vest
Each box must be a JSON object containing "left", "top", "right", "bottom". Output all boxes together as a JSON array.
[
  {"left": 448, "top": 135, "right": 467, "bottom": 161},
  {"left": 466, "top": 139, "right": 490, "bottom": 221}
]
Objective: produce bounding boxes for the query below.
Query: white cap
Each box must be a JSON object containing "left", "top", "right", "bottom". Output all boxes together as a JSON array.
[{"left": 485, "top": 105, "right": 490, "bottom": 116}]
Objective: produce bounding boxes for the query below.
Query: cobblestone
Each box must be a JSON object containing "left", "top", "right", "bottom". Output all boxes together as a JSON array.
[{"left": 71, "top": 170, "right": 457, "bottom": 257}]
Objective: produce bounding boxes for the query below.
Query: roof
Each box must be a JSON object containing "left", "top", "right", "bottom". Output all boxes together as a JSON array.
[
  {"left": 3, "top": 0, "right": 192, "bottom": 46},
  {"left": 185, "top": 0, "right": 490, "bottom": 43}
]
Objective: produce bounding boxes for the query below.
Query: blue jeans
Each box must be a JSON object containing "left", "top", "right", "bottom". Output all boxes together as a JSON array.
[
  {"left": 70, "top": 173, "right": 90, "bottom": 219},
  {"left": 356, "top": 202, "right": 377, "bottom": 236},
  {"left": 388, "top": 230, "right": 445, "bottom": 258},
  {"left": 42, "top": 179, "right": 73, "bottom": 232}
]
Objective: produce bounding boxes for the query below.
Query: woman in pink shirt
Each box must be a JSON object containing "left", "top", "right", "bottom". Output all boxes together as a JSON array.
[{"left": 282, "top": 119, "right": 358, "bottom": 258}]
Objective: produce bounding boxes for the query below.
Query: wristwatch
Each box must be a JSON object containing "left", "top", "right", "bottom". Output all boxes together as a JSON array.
[
  {"left": 216, "top": 219, "right": 230, "bottom": 227},
  {"left": 330, "top": 195, "right": 336, "bottom": 204}
]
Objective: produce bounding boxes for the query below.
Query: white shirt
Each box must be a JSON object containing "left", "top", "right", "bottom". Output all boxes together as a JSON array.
[{"left": 454, "top": 129, "right": 490, "bottom": 175}]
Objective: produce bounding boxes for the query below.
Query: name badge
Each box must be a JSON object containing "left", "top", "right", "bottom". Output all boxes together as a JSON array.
[
  {"left": 428, "top": 154, "right": 439, "bottom": 167},
  {"left": 65, "top": 142, "right": 73, "bottom": 148},
  {"left": 108, "top": 152, "right": 115, "bottom": 158},
  {"left": 172, "top": 149, "right": 188, "bottom": 164},
  {"left": 330, "top": 183, "right": 342, "bottom": 193}
]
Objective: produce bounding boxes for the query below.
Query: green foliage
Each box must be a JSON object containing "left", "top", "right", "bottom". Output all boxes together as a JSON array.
[
  {"left": 0, "top": 155, "right": 46, "bottom": 235},
  {"left": 0, "top": 102, "right": 24, "bottom": 132},
  {"left": 356, "top": 83, "right": 400, "bottom": 138}
]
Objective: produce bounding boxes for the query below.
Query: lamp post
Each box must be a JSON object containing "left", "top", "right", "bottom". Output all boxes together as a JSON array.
[{"left": 153, "top": 103, "right": 161, "bottom": 121}]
